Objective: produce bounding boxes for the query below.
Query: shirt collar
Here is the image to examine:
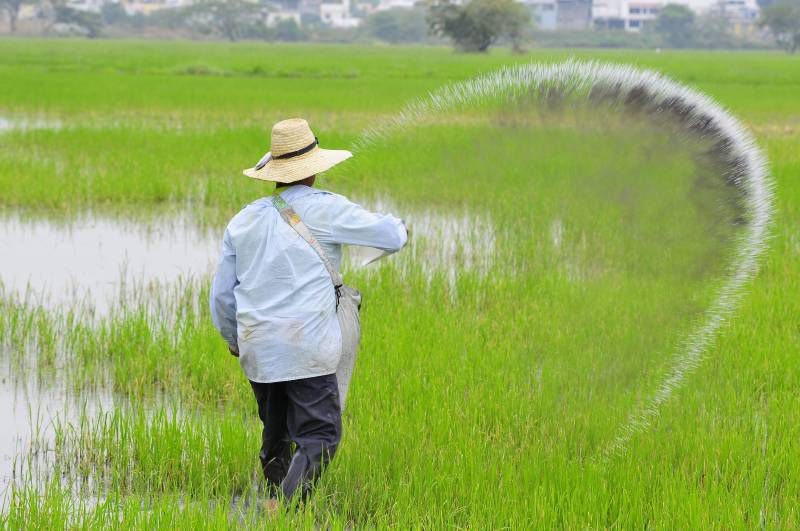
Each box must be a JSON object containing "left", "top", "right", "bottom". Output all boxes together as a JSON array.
[{"left": 273, "top": 184, "right": 314, "bottom": 201}]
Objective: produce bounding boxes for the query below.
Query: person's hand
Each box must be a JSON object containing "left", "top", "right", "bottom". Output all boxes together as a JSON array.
[{"left": 229, "top": 346, "right": 239, "bottom": 358}]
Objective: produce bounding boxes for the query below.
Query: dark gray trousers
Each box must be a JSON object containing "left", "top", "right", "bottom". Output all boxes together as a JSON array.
[{"left": 249, "top": 373, "right": 342, "bottom": 501}]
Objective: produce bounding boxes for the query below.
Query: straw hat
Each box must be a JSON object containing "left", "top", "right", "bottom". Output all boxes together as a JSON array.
[{"left": 243, "top": 118, "right": 352, "bottom": 183}]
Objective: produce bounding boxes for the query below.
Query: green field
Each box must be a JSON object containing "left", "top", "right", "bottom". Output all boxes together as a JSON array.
[{"left": 0, "top": 40, "right": 798, "bottom": 528}]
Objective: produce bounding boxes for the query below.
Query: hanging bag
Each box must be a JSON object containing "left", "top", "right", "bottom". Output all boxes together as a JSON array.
[{"left": 272, "top": 192, "right": 362, "bottom": 409}]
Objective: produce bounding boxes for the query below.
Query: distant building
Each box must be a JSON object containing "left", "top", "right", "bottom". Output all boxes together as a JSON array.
[
  {"left": 522, "top": 0, "right": 591, "bottom": 31},
  {"left": 17, "top": 4, "right": 42, "bottom": 20},
  {"left": 320, "top": 0, "right": 361, "bottom": 27},
  {"left": 522, "top": 0, "right": 558, "bottom": 31},
  {"left": 593, "top": 0, "right": 632, "bottom": 29},
  {"left": 624, "top": 1, "right": 661, "bottom": 31},
  {"left": 299, "top": 0, "right": 322, "bottom": 17},
  {"left": 715, "top": 0, "right": 759, "bottom": 34},
  {"left": 592, "top": 0, "right": 759, "bottom": 32},
  {"left": 376, "top": 0, "right": 418, "bottom": 10},
  {"left": 557, "top": 0, "right": 592, "bottom": 29},
  {"left": 122, "top": 0, "right": 192, "bottom": 16},
  {"left": 66, "top": 0, "right": 105, "bottom": 13}
]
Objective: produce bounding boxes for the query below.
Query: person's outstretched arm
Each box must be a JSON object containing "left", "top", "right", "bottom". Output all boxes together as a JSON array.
[
  {"left": 327, "top": 194, "right": 408, "bottom": 252},
  {"left": 210, "top": 229, "right": 239, "bottom": 355}
]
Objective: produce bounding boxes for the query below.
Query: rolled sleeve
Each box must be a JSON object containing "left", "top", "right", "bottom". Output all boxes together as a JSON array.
[
  {"left": 209, "top": 229, "right": 239, "bottom": 351},
  {"left": 328, "top": 195, "right": 408, "bottom": 252}
]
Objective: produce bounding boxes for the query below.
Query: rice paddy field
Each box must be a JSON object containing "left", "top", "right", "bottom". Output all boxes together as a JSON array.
[{"left": 0, "top": 39, "right": 799, "bottom": 528}]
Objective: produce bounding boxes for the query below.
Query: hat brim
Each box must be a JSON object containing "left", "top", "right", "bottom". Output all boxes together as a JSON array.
[{"left": 242, "top": 147, "right": 352, "bottom": 184}]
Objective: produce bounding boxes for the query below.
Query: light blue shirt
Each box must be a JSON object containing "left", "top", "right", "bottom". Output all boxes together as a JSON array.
[{"left": 210, "top": 185, "right": 407, "bottom": 383}]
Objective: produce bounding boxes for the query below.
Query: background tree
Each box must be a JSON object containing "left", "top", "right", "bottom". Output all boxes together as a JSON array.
[
  {"left": 759, "top": 0, "right": 800, "bottom": 52},
  {"left": 693, "top": 12, "right": 734, "bottom": 48},
  {"left": 274, "top": 18, "right": 305, "bottom": 41},
  {"left": 653, "top": 3, "right": 696, "bottom": 48},
  {"left": 426, "top": 0, "right": 530, "bottom": 52},
  {"left": 362, "top": 7, "right": 427, "bottom": 44},
  {"left": 183, "top": 0, "right": 269, "bottom": 41},
  {"left": 100, "top": 1, "right": 128, "bottom": 26},
  {"left": 54, "top": 4, "right": 102, "bottom": 37}
]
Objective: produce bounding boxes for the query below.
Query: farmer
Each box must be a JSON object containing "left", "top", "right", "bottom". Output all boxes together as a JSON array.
[{"left": 209, "top": 118, "right": 408, "bottom": 505}]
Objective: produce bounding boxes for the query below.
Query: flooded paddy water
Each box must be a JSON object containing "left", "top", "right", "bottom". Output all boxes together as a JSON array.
[
  {"left": 0, "top": 360, "right": 114, "bottom": 495},
  {"left": 0, "top": 204, "right": 495, "bottom": 507},
  {"left": 0, "top": 215, "right": 219, "bottom": 315},
  {"left": 0, "top": 117, "right": 63, "bottom": 134},
  {"left": 0, "top": 207, "right": 494, "bottom": 312},
  {"left": 0, "top": 210, "right": 219, "bottom": 503}
]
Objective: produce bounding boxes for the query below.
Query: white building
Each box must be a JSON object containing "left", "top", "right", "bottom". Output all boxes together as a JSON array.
[
  {"left": 716, "top": 0, "right": 759, "bottom": 25},
  {"left": 521, "top": 0, "right": 558, "bottom": 30},
  {"left": 65, "top": 0, "right": 105, "bottom": 13},
  {"left": 557, "top": 0, "right": 592, "bottom": 29},
  {"left": 320, "top": 0, "right": 361, "bottom": 27},
  {"left": 122, "top": 0, "right": 192, "bottom": 16},
  {"left": 593, "top": 0, "right": 651, "bottom": 30},
  {"left": 17, "top": 4, "right": 42, "bottom": 21},
  {"left": 375, "top": 0, "right": 417, "bottom": 10},
  {"left": 593, "top": 0, "right": 759, "bottom": 32}
]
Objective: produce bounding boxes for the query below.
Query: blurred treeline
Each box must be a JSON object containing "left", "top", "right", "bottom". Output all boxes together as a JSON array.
[{"left": 0, "top": 0, "right": 792, "bottom": 51}]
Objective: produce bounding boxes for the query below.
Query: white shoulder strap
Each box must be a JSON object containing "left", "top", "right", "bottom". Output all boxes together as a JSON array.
[{"left": 272, "top": 192, "right": 343, "bottom": 288}]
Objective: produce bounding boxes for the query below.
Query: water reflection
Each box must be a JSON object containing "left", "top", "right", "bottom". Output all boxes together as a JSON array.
[
  {"left": 347, "top": 197, "right": 496, "bottom": 284},
  {"left": 0, "top": 116, "right": 62, "bottom": 133},
  {"left": 0, "top": 215, "right": 220, "bottom": 315},
  {"left": 0, "top": 207, "right": 495, "bottom": 314},
  {"left": 0, "top": 359, "right": 114, "bottom": 500}
]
